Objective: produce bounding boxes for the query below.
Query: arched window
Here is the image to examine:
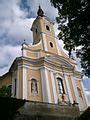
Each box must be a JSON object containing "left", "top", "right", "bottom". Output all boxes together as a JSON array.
[
  {"left": 50, "top": 42, "right": 53, "bottom": 47},
  {"left": 31, "top": 79, "right": 38, "bottom": 94},
  {"left": 57, "top": 78, "right": 65, "bottom": 94}
]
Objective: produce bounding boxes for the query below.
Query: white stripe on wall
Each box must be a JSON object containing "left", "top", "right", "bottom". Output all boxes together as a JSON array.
[
  {"left": 11, "top": 71, "right": 17, "bottom": 98},
  {"left": 22, "top": 66, "right": 27, "bottom": 99},
  {"left": 55, "top": 38, "right": 60, "bottom": 54},
  {"left": 11, "top": 74, "right": 14, "bottom": 97},
  {"left": 81, "top": 80, "right": 88, "bottom": 106},
  {"left": 16, "top": 70, "right": 18, "bottom": 98},
  {"left": 64, "top": 75, "right": 73, "bottom": 103},
  {"left": 42, "top": 33, "right": 48, "bottom": 51},
  {"left": 22, "top": 47, "right": 27, "bottom": 57},
  {"left": 41, "top": 67, "right": 51, "bottom": 103},
  {"left": 71, "top": 76, "right": 79, "bottom": 103},
  {"left": 50, "top": 71, "right": 58, "bottom": 104}
]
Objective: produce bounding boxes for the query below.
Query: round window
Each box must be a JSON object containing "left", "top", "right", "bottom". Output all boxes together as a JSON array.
[
  {"left": 50, "top": 42, "right": 53, "bottom": 47},
  {"left": 46, "top": 25, "right": 50, "bottom": 31}
]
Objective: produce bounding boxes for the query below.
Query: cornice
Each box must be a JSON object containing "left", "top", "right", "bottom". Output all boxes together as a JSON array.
[
  {"left": 73, "top": 71, "right": 82, "bottom": 79},
  {"left": 45, "top": 55, "right": 72, "bottom": 67},
  {"left": 17, "top": 56, "right": 74, "bottom": 73},
  {"left": 9, "top": 55, "right": 81, "bottom": 77},
  {"left": 22, "top": 41, "right": 42, "bottom": 52}
]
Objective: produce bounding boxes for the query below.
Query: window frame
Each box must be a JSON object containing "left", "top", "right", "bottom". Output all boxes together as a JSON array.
[
  {"left": 57, "top": 77, "right": 65, "bottom": 94},
  {"left": 46, "top": 25, "right": 50, "bottom": 31},
  {"left": 31, "top": 78, "right": 38, "bottom": 95},
  {"left": 50, "top": 42, "right": 53, "bottom": 48}
]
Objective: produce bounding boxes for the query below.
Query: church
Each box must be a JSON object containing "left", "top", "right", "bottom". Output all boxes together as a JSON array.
[{"left": 0, "top": 6, "right": 88, "bottom": 113}]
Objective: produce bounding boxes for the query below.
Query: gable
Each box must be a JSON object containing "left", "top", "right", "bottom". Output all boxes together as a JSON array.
[{"left": 45, "top": 54, "right": 73, "bottom": 68}]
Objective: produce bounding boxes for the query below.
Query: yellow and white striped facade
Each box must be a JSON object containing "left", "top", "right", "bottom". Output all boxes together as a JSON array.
[{"left": 0, "top": 8, "right": 88, "bottom": 112}]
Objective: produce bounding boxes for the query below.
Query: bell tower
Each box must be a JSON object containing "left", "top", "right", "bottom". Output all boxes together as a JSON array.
[{"left": 31, "top": 6, "right": 59, "bottom": 54}]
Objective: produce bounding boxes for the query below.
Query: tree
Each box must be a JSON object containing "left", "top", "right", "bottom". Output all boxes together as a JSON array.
[
  {"left": 0, "top": 97, "right": 26, "bottom": 120},
  {"left": 78, "top": 107, "right": 90, "bottom": 120},
  {"left": 0, "top": 85, "right": 12, "bottom": 97},
  {"left": 50, "top": 0, "right": 89, "bottom": 77}
]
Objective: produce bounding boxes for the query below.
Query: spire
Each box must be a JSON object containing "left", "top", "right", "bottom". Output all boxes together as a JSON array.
[{"left": 37, "top": 5, "right": 44, "bottom": 17}]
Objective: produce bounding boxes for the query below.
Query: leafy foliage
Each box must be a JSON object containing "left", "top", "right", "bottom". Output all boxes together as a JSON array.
[
  {"left": 0, "top": 97, "right": 26, "bottom": 120},
  {"left": 0, "top": 85, "right": 12, "bottom": 97},
  {"left": 78, "top": 107, "right": 90, "bottom": 120},
  {"left": 50, "top": 0, "right": 89, "bottom": 77}
]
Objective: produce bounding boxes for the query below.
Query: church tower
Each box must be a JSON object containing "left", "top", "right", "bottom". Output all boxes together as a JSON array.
[{"left": 31, "top": 6, "right": 59, "bottom": 54}]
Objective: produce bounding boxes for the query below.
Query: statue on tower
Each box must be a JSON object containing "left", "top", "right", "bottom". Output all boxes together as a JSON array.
[{"left": 37, "top": 5, "right": 44, "bottom": 17}]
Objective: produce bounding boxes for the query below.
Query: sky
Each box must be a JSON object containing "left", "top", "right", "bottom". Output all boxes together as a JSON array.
[{"left": 0, "top": 0, "right": 90, "bottom": 105}]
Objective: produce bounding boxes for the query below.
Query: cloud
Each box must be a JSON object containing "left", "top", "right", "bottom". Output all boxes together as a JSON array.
[
  {"left": 0, "top": 0, "right": 58, "bottom": 75},
  {"left": 85, "top": 91, "right": 90, "bottom": 105},
  {"left": 83, "top": 76, "right": 90, "bottom": 91},
  {"left": 0, "top": 0, "right": 58, "bottom": 45},
  {"left": 0, "top": 66, "right": 9, "bottom": 77},
  {"left": 0, "top": 18, "right": 34, "bottom": 45},
  {"left": 0, "top": 0, "right": 35, "bottom": 45},
  {"left": 0, "top": 0, "right": 25, "bottom": 19},
  {"left": 83, "top": 76, "right": 90, "bottom": 105},
  {"left": 0, "top": 45, "right": 21, "bottom": 76},
  {"left": 6, "top": 18, "right": 34, "bottom": 45},
  {"left": 20, "top": 0, "right": 58, "bottom": 19},
  {"left": 85, "top": 91, "right": 90, "bottom": 96}
]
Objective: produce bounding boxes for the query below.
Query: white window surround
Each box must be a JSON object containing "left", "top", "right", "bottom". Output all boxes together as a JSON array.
[
  {"left": 49, "top": 41, "right": 54, "bottom": 48},
  {"left": 22, "top": 66, "right": 27, "bottom": 99},
  {"left": 57, "top": 78, "right": 65, "bottom": 94},
  {"left": 31, "top": 78, "right": 38, "bottom": 95},
  {"left": 46, "top": 25, "right": 50, "bottom": 31}
]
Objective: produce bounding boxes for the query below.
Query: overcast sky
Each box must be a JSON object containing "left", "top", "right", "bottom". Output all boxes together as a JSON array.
[{"left": 0, "top": 0, "right": 90, "bottom": 105}]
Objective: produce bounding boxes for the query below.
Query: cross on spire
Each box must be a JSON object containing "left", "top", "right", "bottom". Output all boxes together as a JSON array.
[{"left": 37, "top": 5, "right": 44, "bottom": 17}]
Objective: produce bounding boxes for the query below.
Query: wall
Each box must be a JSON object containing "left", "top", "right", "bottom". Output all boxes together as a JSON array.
[
  {"left": 13, "top": 101, "right": 80, "bottom": 120},
  {"left": 0, "top": 72, "right": 12, "bottom": 88}
]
